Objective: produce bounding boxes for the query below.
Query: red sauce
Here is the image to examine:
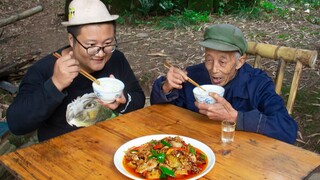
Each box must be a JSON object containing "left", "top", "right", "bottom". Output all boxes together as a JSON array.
[{"left": 123, "top": 148, "right": 208, "bottom": 179}]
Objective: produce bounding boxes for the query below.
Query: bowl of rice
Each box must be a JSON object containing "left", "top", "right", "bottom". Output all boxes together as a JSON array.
[
  {"left": 92, "top": 77, "right": 125, "bottom": 103},
  {"left": 193, "top": 85, "right": 225, "bottom": 104}
]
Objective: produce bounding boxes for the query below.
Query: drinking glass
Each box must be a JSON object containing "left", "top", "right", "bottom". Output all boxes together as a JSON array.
[{"left": 221, "top": 120, "right": 236, "bottom": 143}]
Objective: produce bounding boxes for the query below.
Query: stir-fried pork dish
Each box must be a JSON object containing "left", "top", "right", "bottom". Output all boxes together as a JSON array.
[{"left": 123, "top": 136, "right": 207, "bottom": 179}]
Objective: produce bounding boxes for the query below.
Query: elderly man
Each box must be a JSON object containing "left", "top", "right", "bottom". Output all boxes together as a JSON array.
[
  {"left": 7, "top": 0, "right": 145, "bottom": 142},
  {"left": 151, "top": 24, "right": 297, "bottom": 144}
]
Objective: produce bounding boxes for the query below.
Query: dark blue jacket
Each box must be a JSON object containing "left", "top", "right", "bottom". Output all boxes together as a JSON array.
[{"left": 151, "top": 63, "right": 297, "bottom": 144}]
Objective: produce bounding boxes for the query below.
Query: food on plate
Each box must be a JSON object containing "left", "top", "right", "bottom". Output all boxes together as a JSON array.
[{"left": 123, "top": 136, "right": 208, "bottom": 179}]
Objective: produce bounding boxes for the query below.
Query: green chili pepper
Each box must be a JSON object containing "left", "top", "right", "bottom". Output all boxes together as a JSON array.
[
  {"left": 161, "top": 140, "right": 172, "bottom": 147},
  {"left": 200, "top": 153, "right": 206, "bottom": 160},
  {"left": 157, "top": 153, "right": 166, "bottom": 163},
  {"left": 160, "top": 173, "right": 167, "bottom": 179},
  {"left": 148, "top": 149, "right": 166, "bottom": 162},
  {"left": 151, "top": 149, "right": 157, "bottom": 155},
  {"left": 160, "top": 166, "right": 175, "bottom": 177},
  {"left": 148, "top": 155, "right": 157, "bottom": 159},
  {"left": 188, "top": 144, "right": 196, "bottom": 155},
  {"left": 148, "top": 149, "right": 158, "bottom": 159}
]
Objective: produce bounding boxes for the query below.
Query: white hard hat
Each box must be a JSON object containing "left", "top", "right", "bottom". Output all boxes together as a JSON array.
[{"left": 62, "top": 0, "right": 119, "bottom": 26}]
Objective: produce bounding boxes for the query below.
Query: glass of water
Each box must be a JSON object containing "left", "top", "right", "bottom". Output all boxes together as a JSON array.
[{"left": 221, "top": 120, "right": 236, "bottom": 143}]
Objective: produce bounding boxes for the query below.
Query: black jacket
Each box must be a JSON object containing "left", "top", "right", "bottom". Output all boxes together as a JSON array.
[{"left": 7, "top": 47, "right": 145, "bottom": 141}]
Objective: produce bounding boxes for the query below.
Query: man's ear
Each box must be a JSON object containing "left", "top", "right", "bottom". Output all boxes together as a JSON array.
[
  {"left": 68, "top": 33, "right": 74, "bottom": 47},
  {"left": 235, "top": 54, "right": 246, "bottom": 70}
]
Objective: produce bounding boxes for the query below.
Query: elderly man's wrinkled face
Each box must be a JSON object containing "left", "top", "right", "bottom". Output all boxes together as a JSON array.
[{"left": 204, "top": 48, "right": 245, "bottom": 86}]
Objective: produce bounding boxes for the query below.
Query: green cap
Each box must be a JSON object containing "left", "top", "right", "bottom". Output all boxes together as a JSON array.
[{"left": 199, "top": 24, "right": 248, "bottom": 55}]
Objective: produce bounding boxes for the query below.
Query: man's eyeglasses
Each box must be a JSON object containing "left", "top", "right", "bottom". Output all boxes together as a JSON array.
[{"left": 71, "top": 34, "right": 117, "bottom": 56}]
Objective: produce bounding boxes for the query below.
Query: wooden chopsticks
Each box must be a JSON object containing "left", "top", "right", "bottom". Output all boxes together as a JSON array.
[
  {"left": 164, "top": 61, "right": 206, "bottom": 92},
  {"left": 53, "top": 52, "right": 100, "bottom": 85}
]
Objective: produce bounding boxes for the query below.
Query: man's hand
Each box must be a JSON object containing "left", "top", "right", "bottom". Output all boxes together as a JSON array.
[
  {"left": 162, "top": 66, "right": 189, "bottom": 94},
  {"left": 195, "top": 93, "right": 238, "bottom": 122},
  {"left": 97, "top": 92, "right": 126, "bottom": 110},
  {"left": 52, "top": 51, "right": 79, "bottom": 91},
  {"left": 97, "top": 74, "right": 127, "bottom": 110}
]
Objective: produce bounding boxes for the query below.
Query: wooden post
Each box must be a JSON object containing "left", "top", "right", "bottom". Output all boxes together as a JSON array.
[{"left": 0, "top": 5, "right": 43, "bottom": 28}]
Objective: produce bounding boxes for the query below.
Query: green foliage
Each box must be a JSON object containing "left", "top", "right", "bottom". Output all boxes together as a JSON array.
[
  {"left": 156, "top": 10, "right": 210, "bottom": 29},
  {"left": 116, "top": 16, "right": 125, "bottom": 25},
  {"left": 218, "top": 1, "right": 225, "bottom": 16},
  {"left": 182, "top": 10, "right": 210, "bottom": 24},
  {"left": 188, "top": 0, "right": 213, "bottom": 12},
  {"left": 136, "top": 0, "right": 186, "bottom": 16},
  {"left": 120, "top": 8, "right": 209, "bottom": 29},
  {"left": 215, "top": 0, "right": 265, "bottom": 19},
  {"left": 138, "top": 0, "right": 158, "bottom": 16},
  {"left": 159, "top": 0, "right": 187, "bottom": 13},
  {"left": 275, "top": 8, "right": 289, "bottom": 18},
  {"left": 261, "top": 0, "right": 276, "bottom": 12},
  {"left": 119, "top": 0, "right": 318, "bottom": 25},
  {"left": 211, "top": 0, "right": 318, "bottom": 20},
  {"left": 159, "top": 0, "right": 175, "bottom": 13}
]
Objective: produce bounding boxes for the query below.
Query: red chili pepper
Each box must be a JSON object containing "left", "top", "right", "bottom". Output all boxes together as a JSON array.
[{"left": 153, "top": 143, "right": 163, "bottom": 149}]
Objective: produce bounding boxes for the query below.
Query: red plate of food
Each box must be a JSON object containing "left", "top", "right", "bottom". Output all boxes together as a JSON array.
[{"left": 114, "top": 134, "right": 215, "bottom": 179}]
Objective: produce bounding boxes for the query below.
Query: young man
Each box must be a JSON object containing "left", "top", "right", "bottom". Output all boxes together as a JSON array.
[
  {"left": 151, "top": 24, "right": 297, "bottom": 144},
  {"left": 7, "top": 0, "right": 145, "bottom": 142}
]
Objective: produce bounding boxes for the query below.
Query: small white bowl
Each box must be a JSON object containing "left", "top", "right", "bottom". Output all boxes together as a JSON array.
[
  {"left": 193, "top": 85, "right": 225, "bottom": 104},
  {"left": 92, "top": 77, "right": 125, "bottom": 103}
]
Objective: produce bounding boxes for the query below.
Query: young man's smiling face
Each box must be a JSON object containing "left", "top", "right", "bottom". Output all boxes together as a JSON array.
[
  {"left": 204, "top": 48, "right": 246, "bottom": 86},
  {"left": 69, "top": 23, "right": 116, "bottom": 73}
]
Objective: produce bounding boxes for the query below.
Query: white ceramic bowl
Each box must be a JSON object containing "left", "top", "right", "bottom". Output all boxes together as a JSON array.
[
  {"left": 193, "top": 84, "right": 225, "bottom": 104},
  {"left": 92, "top": 77, "right": 125, "bottom": 103}
]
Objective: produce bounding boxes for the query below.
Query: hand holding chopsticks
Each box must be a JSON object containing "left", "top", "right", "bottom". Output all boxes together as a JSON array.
[
  {"left": 53, "top": 52, "right": 100, "bottom": 85},
  {"left": 164, "top": 61, "right": 206, "bottom": 92}
]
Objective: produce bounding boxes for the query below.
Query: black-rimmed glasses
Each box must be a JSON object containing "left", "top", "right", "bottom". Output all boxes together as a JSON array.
[{"left": 72, "top": 34, "right": 117, "bottom": 56}]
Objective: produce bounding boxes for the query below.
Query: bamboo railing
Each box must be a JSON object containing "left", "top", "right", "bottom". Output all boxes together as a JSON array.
[{"left": 246, "top": 42, "right": 318, "bottom": 114}]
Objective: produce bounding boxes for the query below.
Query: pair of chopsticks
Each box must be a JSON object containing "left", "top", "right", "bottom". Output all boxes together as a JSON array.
[
  {"left": 53, "top": 52, "right": 100, "bottom": 85},
  {"left": 164, "top": 61, "right": 206, "bottom": 92}
]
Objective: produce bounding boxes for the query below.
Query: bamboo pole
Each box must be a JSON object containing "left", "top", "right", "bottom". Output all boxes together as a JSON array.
[
  {"left": 253, "top": 55, "right": 262, "bottom": 68},
  {"left": 247, "top": 42, "right": 318, "bottom": 68},
  {"left": 287, "top": 61, "right": 303, "bottom": 114},
  {"left": 274, "top": 59, "right": 287, "bottom": 95},
  {"left": 0, "top": 5, "right": 43, "bottom": 28}
]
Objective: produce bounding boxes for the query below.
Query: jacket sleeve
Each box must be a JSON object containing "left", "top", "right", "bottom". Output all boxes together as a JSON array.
[
  {"left": 236, "top": 80, "right": 298, "bottom": 144},
  {"left": 6, "top": 65, "right": 66, "bottom": 135},
  {"left": 150, "top": 76, "right": 179, "bottom": 105}
]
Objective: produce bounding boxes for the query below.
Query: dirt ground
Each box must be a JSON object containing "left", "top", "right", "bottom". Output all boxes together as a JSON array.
[{"left": 1, "top": 0, "right": 320, "bottom": 153}]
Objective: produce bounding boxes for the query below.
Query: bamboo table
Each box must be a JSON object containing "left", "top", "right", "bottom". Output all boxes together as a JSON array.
[{"left": 0, "top": 104, "right": 319, "bottom": 179}]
